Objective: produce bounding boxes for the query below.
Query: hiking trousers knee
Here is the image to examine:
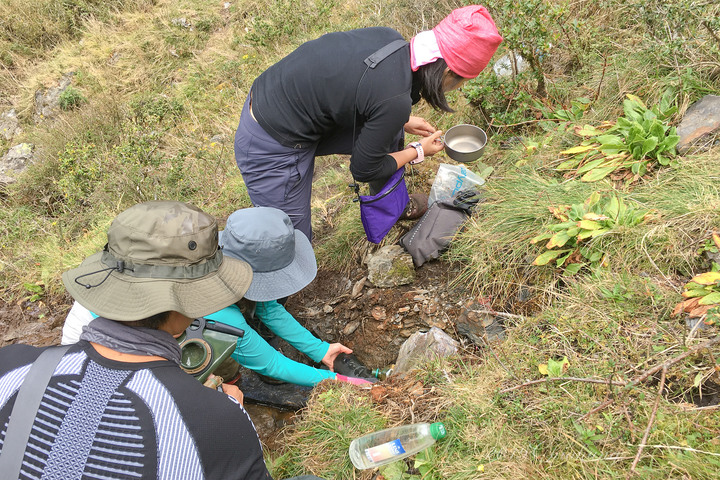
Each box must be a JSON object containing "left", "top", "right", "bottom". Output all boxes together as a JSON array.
[{"left": 234, "top": 95, "right": 315, "bottom": 241}]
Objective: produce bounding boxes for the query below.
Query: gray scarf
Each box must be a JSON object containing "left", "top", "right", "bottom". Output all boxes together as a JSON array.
[{"left": 80, "top": 317, "right": 181, "bottom": 365}]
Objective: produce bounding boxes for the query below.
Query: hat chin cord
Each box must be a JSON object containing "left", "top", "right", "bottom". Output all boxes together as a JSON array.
[{"left": 74, "top": 260, "right": 133, "bottom": 289}]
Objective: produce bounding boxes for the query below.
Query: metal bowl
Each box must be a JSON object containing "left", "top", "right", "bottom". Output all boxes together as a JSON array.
[{"left": 444, "top": 124, "right": 487, "bottom": 163}]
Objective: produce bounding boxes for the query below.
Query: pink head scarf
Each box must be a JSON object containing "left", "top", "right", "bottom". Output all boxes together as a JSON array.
[{"left": 427, "top": 5, "right": 503, "bottom": 78}]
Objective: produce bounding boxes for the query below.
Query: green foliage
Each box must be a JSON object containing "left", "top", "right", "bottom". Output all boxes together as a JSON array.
[
  {"left": 462, "top": 72, "right": 537, "bottom": 127},
  {"left": 56, "top": 141, "right": 102, "bottom": 207},
  {"left": 557, "top": 93, "right": 680, "bottom": 183},
  {"left": 531, "top": 191, "right": 650, "bottom": 274},
  {"left": 130, "top": 95, "right": 184, "bottom": 123},
  {"left": 485, "top": 0, "right": 571, "bottom": 96},
  {"left": 59, "top": 86, "right": 86, "bottom": 111},
  {"left": 22, "top": 282, "right": 44, "bottom": 302}
]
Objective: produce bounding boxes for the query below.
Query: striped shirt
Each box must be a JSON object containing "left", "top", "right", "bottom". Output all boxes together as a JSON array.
[{"left": 0, "top": 341, "right": 272, "bottom": 480}]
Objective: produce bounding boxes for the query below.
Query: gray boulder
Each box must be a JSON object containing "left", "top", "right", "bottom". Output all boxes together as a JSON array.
[
  {"left": 394, "top": 327, "right": 459, "bottom": 375},
  {"left": 677, "top": 95, "right": 720, "bottom": 154},
  {"left": 34, "top": 73, "right": 74, "bottom": 123},
  {"left": 366, "top": 245, "right": 415, "bottom": 287},
  {"left": 0, "top": 143, "right": 34, "bottom": 184},
  {"left": 0, "top": 109, "right": 20, "bottom": 141}
]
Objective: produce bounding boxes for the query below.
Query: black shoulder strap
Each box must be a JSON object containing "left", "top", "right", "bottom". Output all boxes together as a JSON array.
[
  {"left": 364, "top": 39, "right": 408, "bottom": 68},
  {"left": 350, "top": 38, "right": 409, "bottom": 194},
  {"left": 0, "top": 345, "right": 72, "bottom": 477}
]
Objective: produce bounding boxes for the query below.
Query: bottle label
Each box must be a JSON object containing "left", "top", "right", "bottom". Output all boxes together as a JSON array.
[{"left": 364, "top": 439, "right": 406, "bottom": 463}]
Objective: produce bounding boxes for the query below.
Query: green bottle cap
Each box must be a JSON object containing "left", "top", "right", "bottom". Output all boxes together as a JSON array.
[{"left": 430, "top": 422, "right": 447, "bottom": 440}]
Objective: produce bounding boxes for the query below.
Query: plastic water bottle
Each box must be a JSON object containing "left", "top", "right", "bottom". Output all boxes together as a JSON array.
[{"left": 348, "top": 422, "right": 447, "bottom": 469}]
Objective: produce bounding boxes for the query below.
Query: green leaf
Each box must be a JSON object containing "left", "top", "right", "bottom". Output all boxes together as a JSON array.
[
  {"left": 576, "top": 157, "right": 608, "bottom": 175},
  {"left": 530, "top": 232, "right": 554, "bottom": 244},
  {"left": 683, "top": 289, "right": 713, "bottom": 298},
  {"left": 662, "top": 135, "right": 680, "bottom": 151},
  {"left": 577, "top": 220, "right": 602, "bottom": 230},
  {"left": 547, "top": 231, "right": 573, "bottom": 248},
  {"left": 641, "top": 137, "right": 659, "bottom": 157},
  {"left": 563, "top": 263, "right": 584, "bottom": 275},
  {"left": 546, "top": 357, "right": 569, "bottom": 377},
  {"left": 581, "top": 165, "right": 616, "bottom": 182},
  {"left": 533, "top": 249, "right": 572, "bottom": 266},
  {"left": 698, "top": 292, "right": 720, "bottom": 305}
]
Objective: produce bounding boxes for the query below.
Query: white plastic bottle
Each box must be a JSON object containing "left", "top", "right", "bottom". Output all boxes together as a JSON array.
[{"left": 348, "top": 422, "right": 447, "bottom": 469}]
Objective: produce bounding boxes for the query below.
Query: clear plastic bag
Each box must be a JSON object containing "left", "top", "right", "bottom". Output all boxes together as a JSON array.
[{"left": 428, "top": 164, "right": 486, "bottom": 205}]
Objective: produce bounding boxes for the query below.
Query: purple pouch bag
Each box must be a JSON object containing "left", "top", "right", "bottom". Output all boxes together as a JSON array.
[{"left": 358, "top": 167, "right": 409, "bottom": 244}]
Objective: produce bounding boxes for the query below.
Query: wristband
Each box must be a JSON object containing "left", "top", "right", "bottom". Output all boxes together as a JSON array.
[{"left": 407, "top": 141, "right": 424, "bottom": 165}]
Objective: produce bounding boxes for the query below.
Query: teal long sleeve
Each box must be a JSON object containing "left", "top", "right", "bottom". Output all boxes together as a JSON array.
[
  {"left": 205, "top": 304, "right": 335, "bottom": 387},
  {"left": 253, "top": 300, "right": 330, "bottom": 363}
]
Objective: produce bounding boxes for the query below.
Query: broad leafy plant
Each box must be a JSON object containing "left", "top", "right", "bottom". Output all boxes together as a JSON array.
[
  {"left": 673, "top": 233, "right": 720, "bottom": 323},
  {"left": 557, "top": 92, "right": 679, "bottom": 183},
  {"left": 531, "top": 192, "right": 650, "bottom": 275}
]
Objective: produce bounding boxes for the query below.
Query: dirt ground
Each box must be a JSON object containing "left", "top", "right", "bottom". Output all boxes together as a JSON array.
[
  {"left": 0, "top": 259, "right": 470, "bottom": 366},
  {"left": 0, "top": 257, "right": 475, "bottom": 449}
]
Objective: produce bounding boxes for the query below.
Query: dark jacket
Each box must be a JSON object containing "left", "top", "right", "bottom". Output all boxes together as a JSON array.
[
  {"left": 251, "top": 27, "right": 420, "bottom": 183},
  {"left": 0, "top": 342, "right": 272, "bottom": 480}
]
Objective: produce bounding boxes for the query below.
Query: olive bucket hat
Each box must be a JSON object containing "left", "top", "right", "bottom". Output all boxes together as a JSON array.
[
  {"left": 218, "top": 207, "right": 317, "bottom": 302},
  {"left": 62, "top": 201, "right": 253, "bottom": 321}
]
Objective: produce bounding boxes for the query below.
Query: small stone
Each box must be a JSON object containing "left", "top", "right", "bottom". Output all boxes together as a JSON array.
[
  {"left": 423, "top": 302, "right": 438, "bottom": 315},
  {"left": 351, "top": 277, "right": 366, "bottom": 298},
  {"left": 398, "top": 306, "right": 410, "bottom": 313},
  {"left": 323, "top": 305, "right": 334, "bottom": 314},
  {"left": 342, "top": 321, "right": 360, "bottom": 336},
  {"left": 371, "top": 306, "right": 386, "bottom": 321}
]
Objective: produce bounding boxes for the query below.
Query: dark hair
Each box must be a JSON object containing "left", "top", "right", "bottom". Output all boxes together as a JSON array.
[
  {"left": 126, "top": 311, "right": 172, "bottom": 330},
  {"left": 415, "top": 58, "right": 462, "bottom": 112}
]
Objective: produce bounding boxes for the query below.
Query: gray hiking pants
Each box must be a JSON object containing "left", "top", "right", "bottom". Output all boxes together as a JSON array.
[{"left": 234, "top": 94, "right": 404, "bottom": 241}]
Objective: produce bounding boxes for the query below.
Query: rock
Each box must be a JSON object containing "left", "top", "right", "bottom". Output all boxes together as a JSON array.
[
  {"left": 209, "top": 134, "right": 227, "bottom": 144},
  {"left": 371, "top": 306, "right": 386, "bottom": 321},
  {"left": 351, "top": 277, "right": 366, "bottom": 298},
  {"left": 341, "top": 320, "right": 360, "bottom": 336},
  {"left": 367, "top": 245, "right": 415, "bottom": 287},
  {"left": 0, "top": 143, "right": 34, "bottom": 184},
  {"left": 171, "top": 17, "right": 192, "bottom": 28},
  {"left": 0, "top": 109, "right": 20, "bottom": 140},
  {"left": 454, "top": 300, "right": 507, "bottom": 344},
  {"left": 685, "top": 317, "right": 711, "bottom": 332},
  {"left": 323, "top": 304, "right": 334, "bottom": 314},
  {"left": 394, "top": 327, "right": 459, "bottom": 375},
  {"left": 34, "top": 73, "right": 74, "bottom": 122},
  {"left": 677, "top": 95, "right": 720, "bottom": 154}
]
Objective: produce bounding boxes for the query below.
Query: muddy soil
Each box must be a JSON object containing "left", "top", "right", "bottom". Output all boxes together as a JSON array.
[{"left": 0, "top": 259, "right": 475, "bottom": 446}]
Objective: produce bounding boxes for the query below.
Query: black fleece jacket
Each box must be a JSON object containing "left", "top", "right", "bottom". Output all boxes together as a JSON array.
[{"left": 251, "top": 27, "right": 420, "bottom": 183}]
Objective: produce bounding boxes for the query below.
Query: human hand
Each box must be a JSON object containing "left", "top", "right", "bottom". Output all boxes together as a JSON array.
[
  {"left": 404, "top": 116, "right": 436, "bottom": 136},
  {"left": 336, "top": 374, "right": 374, "bottom": 385},
  {"left": 322, "top": 343, "right": 353, "bottom": 370},
  {"left": 420, "top": 130, "right": 445, "bottom": 156},
  {"left": 221, "top": 383, "right": 244, "bottom": 406}
]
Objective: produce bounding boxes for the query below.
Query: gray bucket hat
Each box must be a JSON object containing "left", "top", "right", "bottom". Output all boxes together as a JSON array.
[
  {"left": 62, "top": 201, "right": 253, "bottom": 321},
  {"left": 218, "top": 207, "right": 317, "bottom": 302}
]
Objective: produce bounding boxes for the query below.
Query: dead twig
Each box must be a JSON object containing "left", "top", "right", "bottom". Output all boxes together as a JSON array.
[
  {"left": 629, "top": 366, "right": 667, "bottom": 475},
  {"left": 582, "top": 335, "right": 720, "bottom": 420},
  {"left": 703, "top": 21, "right": 720, "bottom": 47},
  {"left": 499, "top": 376, "right": 626, "bottom": 394}
]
